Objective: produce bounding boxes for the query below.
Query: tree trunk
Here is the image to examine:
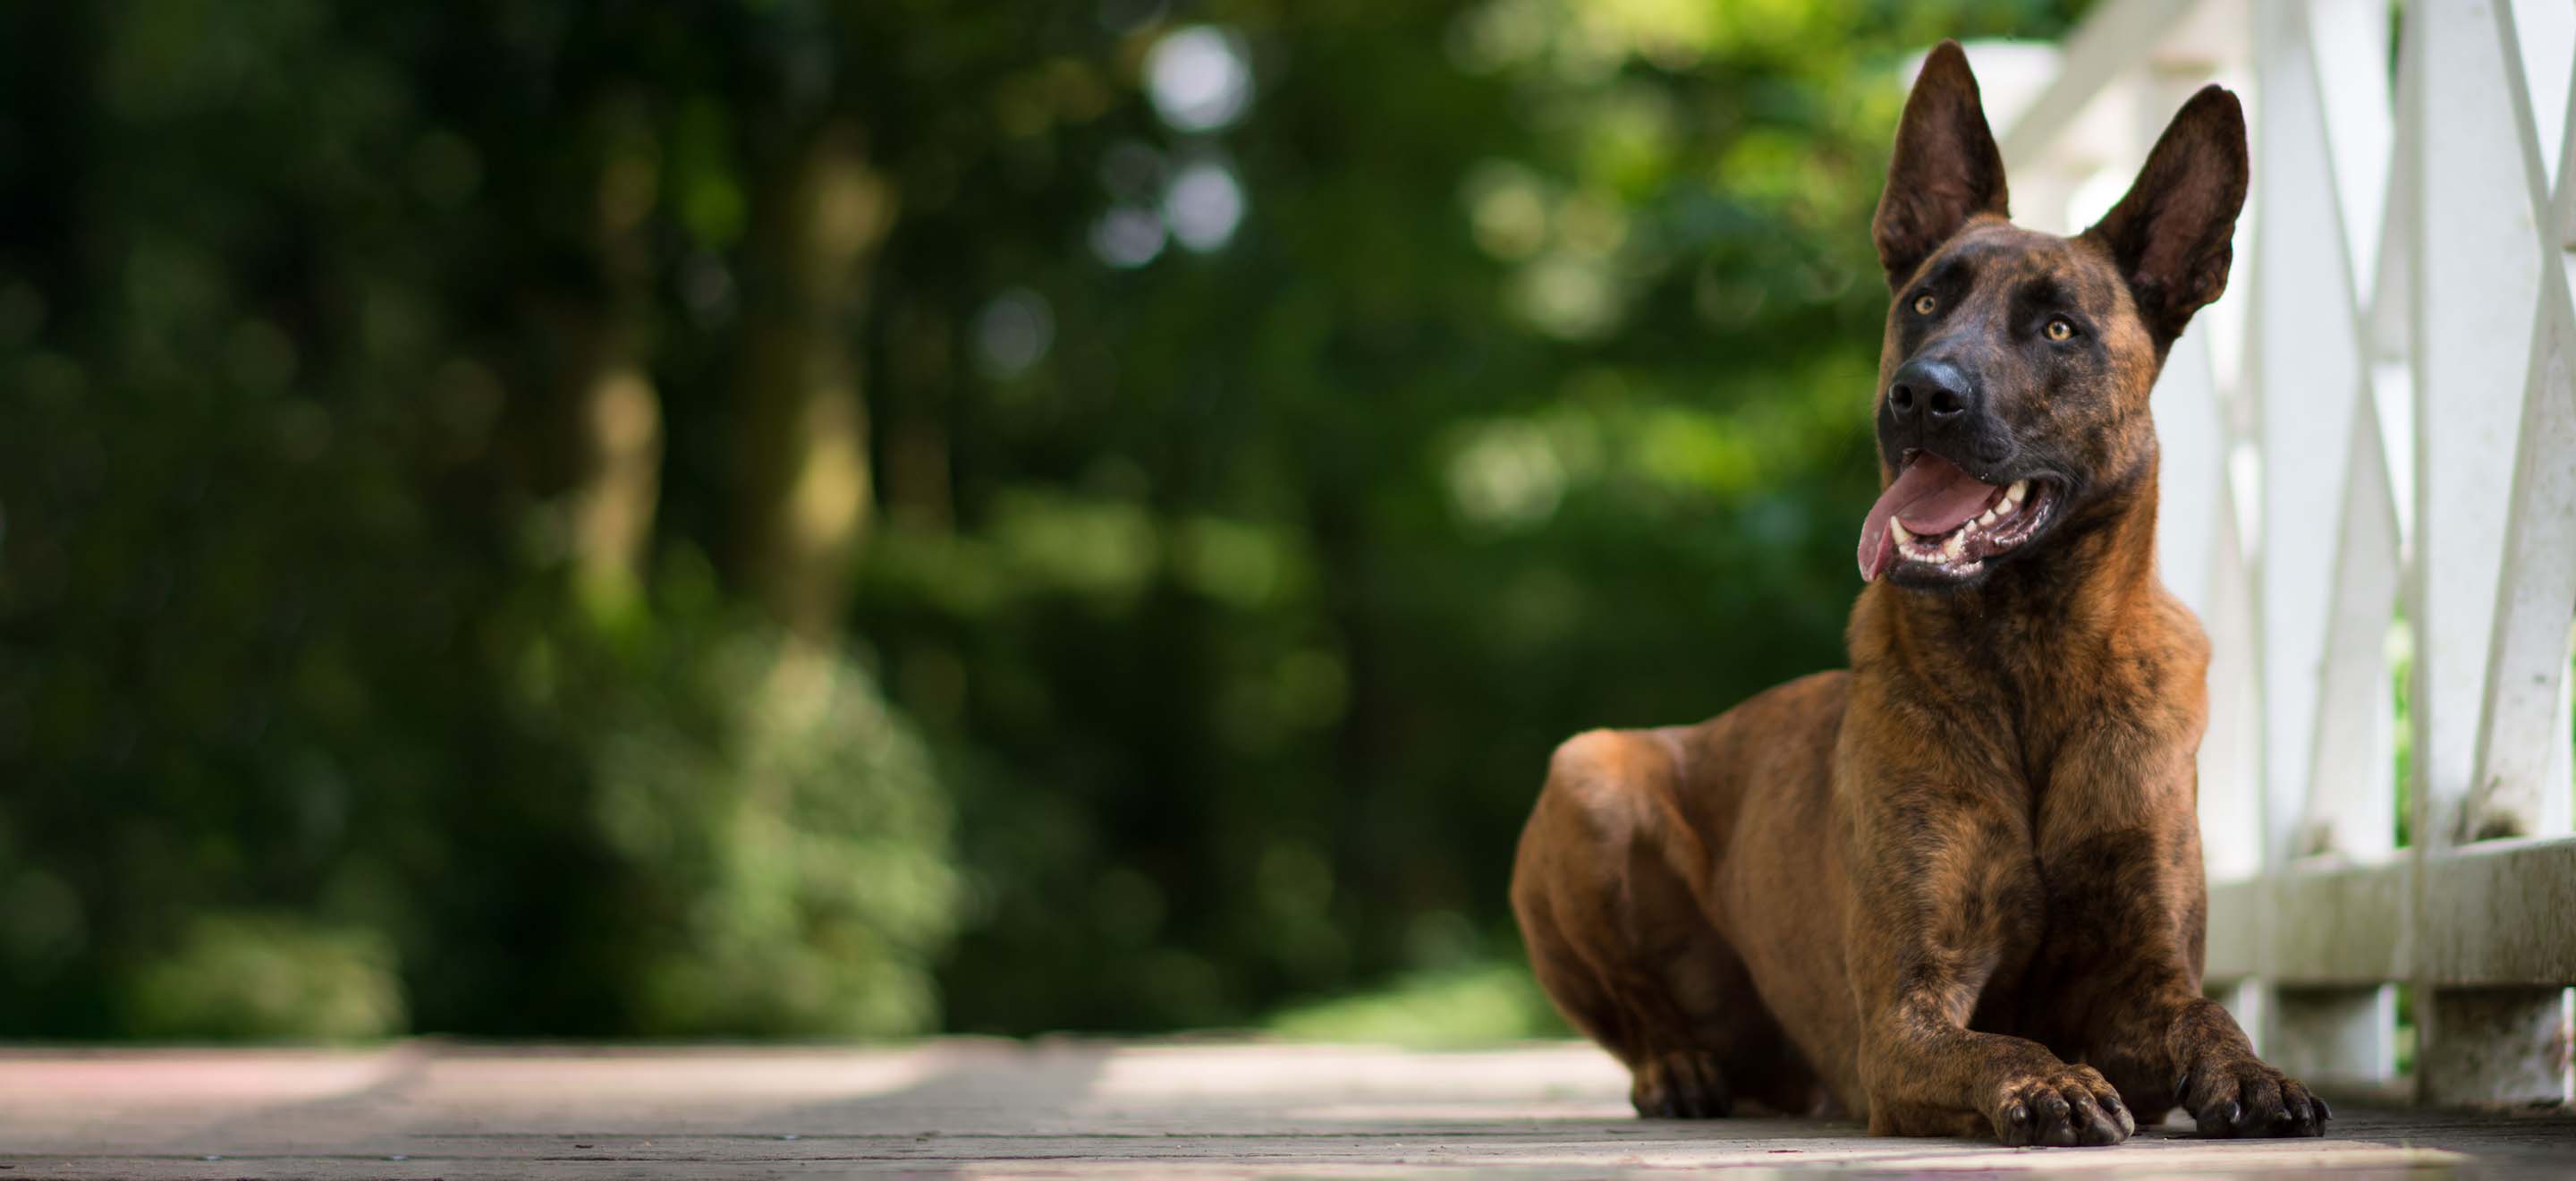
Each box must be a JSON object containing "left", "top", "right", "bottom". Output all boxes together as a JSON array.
[
  {"left": 562, "top": 107, "right": 664, "bottom": 624},
  {"left": 733, "top": 121, "right": 895, "bottom": 645},
  {"left": 564, "top": 330, "right": 661, "bottom": 621}
]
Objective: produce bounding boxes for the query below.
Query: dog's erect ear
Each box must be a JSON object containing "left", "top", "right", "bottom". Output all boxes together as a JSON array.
[
  {"left": 1873, "top": 41, "right": 2010, "bottom": 288},
  {"left": 2084, "top": 85, "right": 2249, "bottom": 349}
]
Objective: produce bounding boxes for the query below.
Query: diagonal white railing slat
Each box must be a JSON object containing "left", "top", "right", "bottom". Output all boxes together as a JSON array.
[
  {"left": 2411, "top": 0, "right": 2541, "bottom": 853},
  {"left": 2470, "top": 247, "right": 2576, "bottom": 843},
  {"left": 2512, "top": 0, "right": 2575, "bottom": 194},
  {"left": 1988, "top": 0, "right": 2576, "bottom": 1109},
  {"left": 2470, "top": 43, "right": 2576, "bottom": 849},
  {"left": 2303, "top": 395, "right": 2400, "bottom": 858},
  {"left": 2252, "top": 0, "right": 2368, "bottom": 868}
]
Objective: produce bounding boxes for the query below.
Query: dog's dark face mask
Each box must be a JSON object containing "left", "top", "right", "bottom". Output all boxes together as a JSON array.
[{"left": 1854, "top": 43, "right": 2247, "bottom": 590}]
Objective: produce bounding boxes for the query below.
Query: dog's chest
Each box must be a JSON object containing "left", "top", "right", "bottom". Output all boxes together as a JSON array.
[{"left": 1962, "top": 799, "right": 2173, "bottom": 1044}]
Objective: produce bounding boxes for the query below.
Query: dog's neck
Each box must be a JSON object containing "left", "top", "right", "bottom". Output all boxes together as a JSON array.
[{"left": 1853, "top": 449, "right": 2169, "bottom": 701}]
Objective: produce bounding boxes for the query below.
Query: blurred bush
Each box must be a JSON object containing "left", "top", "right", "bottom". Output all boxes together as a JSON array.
[
  {"left": 126, "top": 913, "right": 407, "bottom": 1041},
  {"left": 1266, "top": 962, "right": 1566, "bottom": 1048},
  {"left": 589, "top": 628, "right": 959, "bottom": 1037},
  {"left": 0, "top": 0, "right": 2085, "bottom": 1039}
]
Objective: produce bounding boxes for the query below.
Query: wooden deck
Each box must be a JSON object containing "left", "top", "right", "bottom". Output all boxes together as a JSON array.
[{"left": 2, "top": 1041, "right": 2569, "bottom": 1177}]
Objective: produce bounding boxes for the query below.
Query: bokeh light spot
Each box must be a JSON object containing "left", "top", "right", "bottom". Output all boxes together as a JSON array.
[
  {"left": 1162, "top": 161, "right": 1244, "bottom": 251},
  {"left": 1445, "top": 420, "right": 1567, "bottom": 530},
  {"left": 973, "top": 288, "right": 1055, "bottom": 379},
  {"left": 1462, "top": 161, "right": 1549, "bottom": 259},
  {"left": 1145, "top": 26, "right": 1251, "bottom": 132},
  {"left": 1090, "top": 205, "right": 1166, "bottom": 268},
  {"left": 1514, "top": 255, "right": 1618, "bottom": 339}
]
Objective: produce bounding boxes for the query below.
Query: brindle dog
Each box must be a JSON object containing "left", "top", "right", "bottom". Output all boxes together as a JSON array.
[{"left": 1510, "top": 43, "right": 2328, "bottom": 1147}]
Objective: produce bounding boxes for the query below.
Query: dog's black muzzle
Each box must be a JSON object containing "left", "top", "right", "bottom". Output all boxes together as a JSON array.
[{"left": 1879, "top": 354, "right": 2018, "bottom": 480}]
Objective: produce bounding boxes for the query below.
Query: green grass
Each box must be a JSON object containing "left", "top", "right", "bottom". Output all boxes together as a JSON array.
[{"left": 1262, "top": 962, "right": 1570, "bottom": 1048}]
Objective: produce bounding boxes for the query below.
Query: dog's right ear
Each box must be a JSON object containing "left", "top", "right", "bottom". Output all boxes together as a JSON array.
[
  {"left": 2082, "top": 85, "right": 2249, "bottom": 351},
  {"left": 1873, "top": 41, "right": 2010, "bottom": 289}
]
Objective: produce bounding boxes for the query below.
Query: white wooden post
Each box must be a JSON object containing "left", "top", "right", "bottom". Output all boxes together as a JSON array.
[
  {"left": 2246, "top": 0, "right": 2402, "bottom": 1090},
  {"left": 2252, "top": 0, "right": 2357, "bottom": 870},
  {"left": 2404, "top": 0, "right": 2570, "bottom": 1109},
  {"left": 2468, "top": 3, "right": 2576, "bottom": 851}
]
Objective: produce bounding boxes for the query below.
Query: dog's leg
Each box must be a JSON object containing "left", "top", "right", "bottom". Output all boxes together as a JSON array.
[
  {"left": 1513, "top": 729, "right": 1815, "bottom": 1118},
  {"left": 2036, "top": 744, "right": 2329, "bottom": 1137},
  {"left": 2102, "top": 985, "right": 2328, "bottom": 1137},
  {"left": 1840, "top": 752, "right": 2136, "bottom": 1146}
]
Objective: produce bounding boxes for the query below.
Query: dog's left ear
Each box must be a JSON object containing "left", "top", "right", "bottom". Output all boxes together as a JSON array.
[
  {"left": 2084, "top": 85, "right": 2249, "bottom": 349},
  {"left": 1874, "top": 41, "right": 2010, "bottom": 288}
]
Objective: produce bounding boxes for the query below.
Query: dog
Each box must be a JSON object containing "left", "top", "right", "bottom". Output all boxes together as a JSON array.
[{"left": 1510, "top": 42, "right": 2326, "bottom": 1147}]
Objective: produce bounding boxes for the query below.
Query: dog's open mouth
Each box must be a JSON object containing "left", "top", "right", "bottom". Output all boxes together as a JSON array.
[{"left": 1856, "top": 451, "right": 2060, "bottom": 583}]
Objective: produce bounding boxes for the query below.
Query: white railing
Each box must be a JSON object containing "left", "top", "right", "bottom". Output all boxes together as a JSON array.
[{"left": 1976, "top": 0, "right": 2576, "bottom": 1107}]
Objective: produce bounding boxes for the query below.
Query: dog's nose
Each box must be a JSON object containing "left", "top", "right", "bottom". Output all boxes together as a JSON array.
[{"left": 1887, "top": 357, "right": 1977, "bottom": 422}]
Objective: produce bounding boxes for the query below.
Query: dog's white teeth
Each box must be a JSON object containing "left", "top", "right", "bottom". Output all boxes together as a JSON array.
[
  {"left": 1889, "top": 516, "right": 1913, "bottom": 545},
  {"left": 1977, "top": 507, "right": 1999, "bottom": 526},
  {"left": 2006, "top": 480, "right": 2029, "bottom": 505},
  {"left": 1940, "top": 531, "right": 1967, "bottom": 560}
]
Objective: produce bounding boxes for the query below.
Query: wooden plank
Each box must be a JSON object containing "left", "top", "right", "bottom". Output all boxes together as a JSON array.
[
  {"left": 2294, "top": 0, "right": 2404, "bottom": 867},
  {"left": 2198, "top": 506, "right": 2266, "bottom": 881},
  {"left": 2462, "top": 42, "right": 2576, "bottom": 847},
  {"left": 2252, "top": 0, "right": 2368, "bottom": 865},
  {"left": 2404, "top": 0, "right": 2547, "bottom": 850},
  {"left": 0, "top": 1043, "right": 2572, "bottom": 1177},
  {"left": 2510, "top": 0, "right": 2575, "bottom": 195},
  {"left": 2417, "top": 834, "right": 2576, "bottom": 984},
  {"left": 2365, "top": 33, "right": 2419, "bottom": 535},
  {"left": 2414, "top": 833, "right": 2576, "bottom": 1106},
  {"left": 2155, "top": 327, "right": 2227, "bottom": 623},
  {"left": 2210, "top": 835, "right": 2576, "bottom": 987},
  {"left": 2207, "top": 858, "right": 2411, "bottom": 985},
  {"left": 2300, "top": 397, "right": 2402, "bottom": 860},
  {"left": 2206, "top": 877, "right": 2267, "bottom": 981},
  {"left": 2422, "top": 988, "right": 2576, "bottom": 1108},
  {"left": 2312, "top": 0, "right": 2394, "bottom": 287},
  {"left": 2271, "top": 859, "right": 2414, "bottom": 983},
  {"left": 2466, "top": 268, "right": 2576, "bottom": 842},
  {"left": 2272, "top": 985, "right": 2399, "bottom": 1092}
]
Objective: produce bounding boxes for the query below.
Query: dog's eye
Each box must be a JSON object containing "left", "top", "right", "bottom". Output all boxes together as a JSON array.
[
  {"left": 1911, "top": 294, "right": 1936, "bottom": 315},
  {"left": 2045, "top": 318, "right": 2076, "bottom": 342}
]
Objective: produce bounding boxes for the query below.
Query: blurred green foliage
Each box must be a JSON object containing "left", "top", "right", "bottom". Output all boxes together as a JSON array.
[
  {"left": 1266, "top": 962, "right": 1564, "bottom": 1048},
  {"left": 126, "top": 913, "right": 407, "bottom": 1041},
  {"left": 0, "top": 0, "right": 2085, "bottom": 1040}
]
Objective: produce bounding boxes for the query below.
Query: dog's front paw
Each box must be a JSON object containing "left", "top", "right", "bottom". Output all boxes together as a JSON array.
[
  {"left": 2176, "top": 1055, "right": 2329, "bottom": 1138},
  {"left": 1988, "top": 1064, "right": 2133, "bottom": 1147}
]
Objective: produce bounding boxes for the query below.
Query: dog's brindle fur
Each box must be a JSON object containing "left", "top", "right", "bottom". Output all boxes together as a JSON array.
[{"left": 1511, "top": 44, "right": 2327, "bottom": 1147}]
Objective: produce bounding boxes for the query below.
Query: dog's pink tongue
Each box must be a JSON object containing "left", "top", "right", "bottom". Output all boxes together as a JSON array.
[{"left": 1856, "top": 454, "right": 2001, "bottom": 582}]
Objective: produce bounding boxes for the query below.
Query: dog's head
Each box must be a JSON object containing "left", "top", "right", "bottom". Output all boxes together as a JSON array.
[{"left": 1855, "top": 42, "right": 2247, "bottom": 589}]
